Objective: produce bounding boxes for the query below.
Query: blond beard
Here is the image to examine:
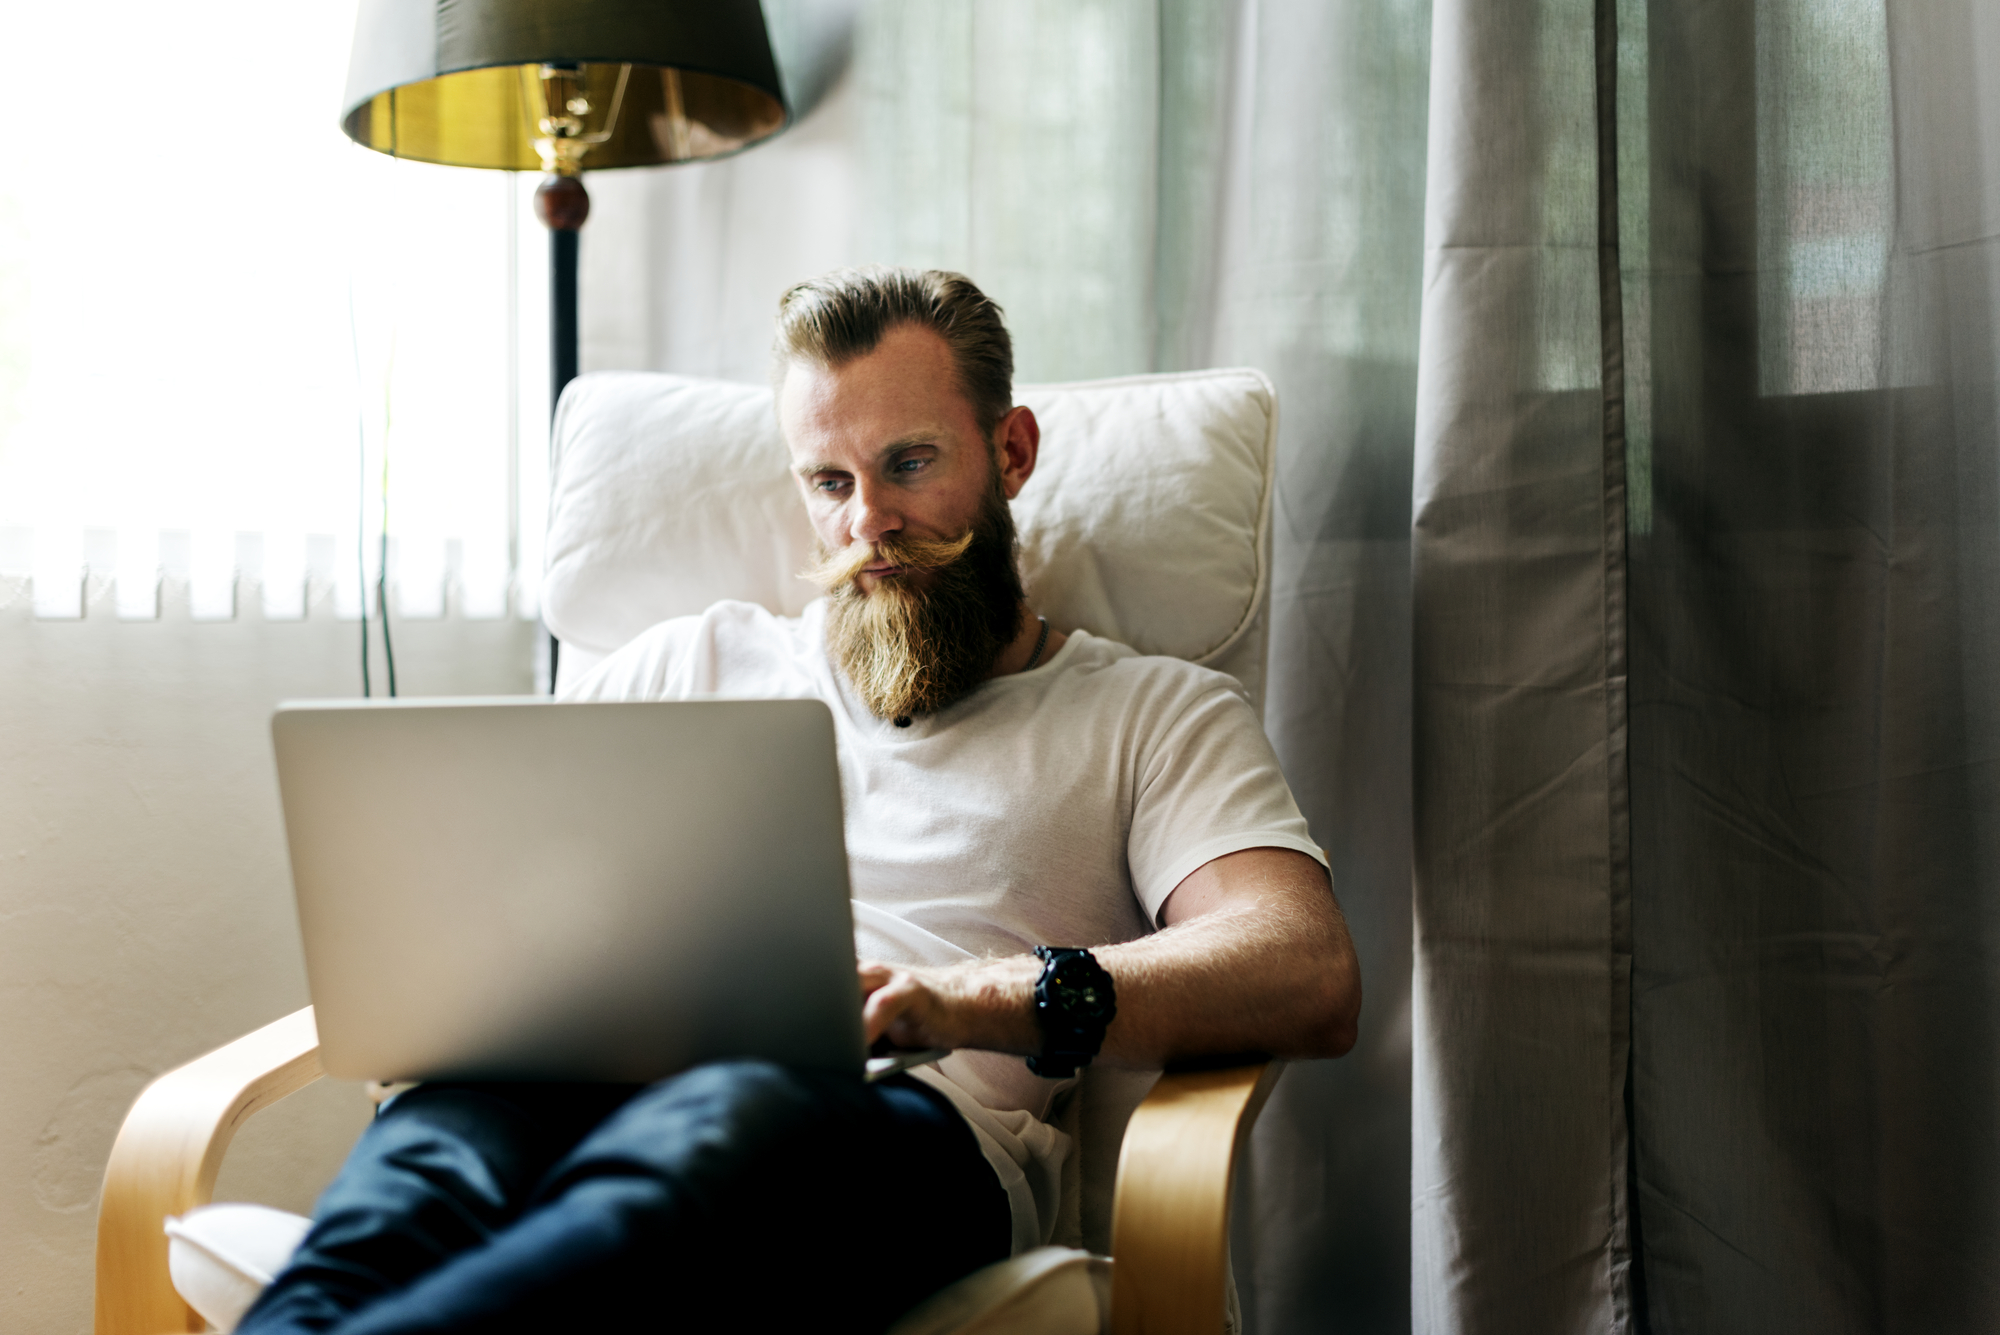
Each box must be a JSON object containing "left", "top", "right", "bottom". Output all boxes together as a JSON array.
[{"left": 803, "top": 486, "right": 1025, "bottom": 720}]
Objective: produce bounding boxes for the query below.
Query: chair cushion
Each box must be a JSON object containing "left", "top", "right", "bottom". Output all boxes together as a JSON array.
[
  {"left": 887, "top": 1247, "right": 1109, "bottom": 1335},
  {"left": 544, "top": 367, "right": 1276, "bottom": 678},
  {"left": 166, "top": 1203, "right": 1107, "bottom": 1335},
  {"left": 165, "top": 1203, "right": 313, "bottom": 1333}
]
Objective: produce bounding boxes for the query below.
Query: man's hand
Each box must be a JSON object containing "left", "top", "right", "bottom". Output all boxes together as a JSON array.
[
  {"left": 859, "top": 956, "right": 1040, "bottom": 1055},
  {"left": 857, "top": 846, "right": 1361, "bottom": 1068}
]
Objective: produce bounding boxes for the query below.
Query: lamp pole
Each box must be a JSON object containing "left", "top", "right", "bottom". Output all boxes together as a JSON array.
[
  {"left": 534, "top": 172, "right": 589, "bottom": 421},
  {"left": 528, "top": 60, "right": 604, "bottom": 424},
  {"left": 533, "top": 170, "right": 586, "bottom": 690}
]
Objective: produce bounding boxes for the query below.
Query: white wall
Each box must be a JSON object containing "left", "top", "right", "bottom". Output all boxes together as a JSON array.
[{"left": 0, "top": 575, "right": 536, "bottom": 1334}]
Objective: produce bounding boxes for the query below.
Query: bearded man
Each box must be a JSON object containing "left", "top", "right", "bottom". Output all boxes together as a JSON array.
[{"left": 237, "top": 268, "right": 1360, "bottom": 1335}]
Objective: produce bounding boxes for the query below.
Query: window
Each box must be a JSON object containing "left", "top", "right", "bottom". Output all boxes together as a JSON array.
[{"left": 0, "top": 0, "right": 547, "bottom": 623}]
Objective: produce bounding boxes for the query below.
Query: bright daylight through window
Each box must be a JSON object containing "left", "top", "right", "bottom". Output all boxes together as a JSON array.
[{"left": 0, "top": 1, "right": 549, "bottom": 626}]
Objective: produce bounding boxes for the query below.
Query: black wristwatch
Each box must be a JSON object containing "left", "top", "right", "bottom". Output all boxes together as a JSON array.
[{"left": 1027, "top": 946, "right": 1117, "bottom": 1078}]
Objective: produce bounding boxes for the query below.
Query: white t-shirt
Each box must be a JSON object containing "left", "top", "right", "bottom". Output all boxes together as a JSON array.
[{"left": 563, "top": 599, "right": 1324, "bottom": 1252}]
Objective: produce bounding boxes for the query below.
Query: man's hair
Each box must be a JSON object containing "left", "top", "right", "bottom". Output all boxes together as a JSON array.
[{"left": 774, "top": 266, "right": 1014, "bottom": 434}]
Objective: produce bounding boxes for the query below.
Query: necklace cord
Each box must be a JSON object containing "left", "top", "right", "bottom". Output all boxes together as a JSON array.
[{"left": 1022, "top": 616, "right": 1051, "bottom": 673}]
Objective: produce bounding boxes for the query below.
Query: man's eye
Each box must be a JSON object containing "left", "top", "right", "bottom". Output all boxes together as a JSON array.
[
  {"left": 894, "top": 458, "right": 927, "bottom": 474},
  {"left": 814, "top": 477, "right": 848, "bottom": 493}
]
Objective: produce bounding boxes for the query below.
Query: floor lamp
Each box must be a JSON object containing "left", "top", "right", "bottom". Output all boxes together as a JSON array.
[{"left": 336, "top": 1, "right": 790, "bottom": 682}]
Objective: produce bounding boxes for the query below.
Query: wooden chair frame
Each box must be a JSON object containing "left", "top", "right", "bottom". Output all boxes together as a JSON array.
[{"left": 95, "top": 1008, "right": 1278, "bottom": 1335}]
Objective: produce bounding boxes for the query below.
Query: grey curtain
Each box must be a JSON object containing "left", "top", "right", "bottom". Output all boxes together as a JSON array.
[
  {"left": 1412, "top": 0, "right": 2000, "bottom": 1330},
  {"left": 585, "top": 0, "right": 1999, "bottom": 1329},
  {"left": 1629, "top": 1, "right": 2000, "bottom": 1329}
]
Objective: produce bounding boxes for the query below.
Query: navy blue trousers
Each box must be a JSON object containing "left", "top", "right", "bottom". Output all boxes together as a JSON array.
[{"left": 236, "top": 1060, "right": 1012, "bottom": 1334}]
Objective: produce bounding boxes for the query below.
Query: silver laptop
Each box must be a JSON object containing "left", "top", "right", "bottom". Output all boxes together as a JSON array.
[{"left": 272, "top": 697, "right": 871, "bottom": 1084}]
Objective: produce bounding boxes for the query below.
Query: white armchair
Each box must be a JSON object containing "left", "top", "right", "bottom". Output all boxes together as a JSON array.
[{"left": 95, "top": 367, "right": 1285, "bottom": 1335}]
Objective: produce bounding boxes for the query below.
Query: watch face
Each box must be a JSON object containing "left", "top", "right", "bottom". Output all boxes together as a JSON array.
[
  {"left": 1071, "top": 982, "right": 1113, "bottom": 1021},
  {"left": 1047, "top": 965, "right": 1115, "bottom": 1022}
]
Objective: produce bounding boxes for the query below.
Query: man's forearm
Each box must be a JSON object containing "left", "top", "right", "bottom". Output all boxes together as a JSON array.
[
  {"left": 1097, "top": 887, "right": 1358, "bottom": 1064},
  {"left": 862, "top": 848, "right": 1361, "bottom": 1067}
]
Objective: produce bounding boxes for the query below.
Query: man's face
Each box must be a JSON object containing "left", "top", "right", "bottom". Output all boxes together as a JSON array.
[
  {"left": 778, "top": 322, "right": 1039, "bottom": 719},
  {"left": 779, "top": 323, "right": 1030, "bottom": 594}
]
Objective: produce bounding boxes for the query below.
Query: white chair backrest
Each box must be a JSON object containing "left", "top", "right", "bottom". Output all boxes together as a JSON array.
[{"left": 544, "top": 368, "right": 1278, "bottom": 711}]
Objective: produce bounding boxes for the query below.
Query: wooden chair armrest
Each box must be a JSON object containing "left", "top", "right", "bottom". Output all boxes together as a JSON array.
[
  {"left": 1108, "top": 1061, "right": 1283, "bottom": 1335},
  {"left": 95, "top": 1007, "right": 324, "bottom": 1335}
]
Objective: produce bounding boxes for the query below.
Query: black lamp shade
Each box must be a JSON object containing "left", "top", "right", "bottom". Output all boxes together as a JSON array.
[{"left": 340, "top": 0, "right": 789, "bottom": 170}]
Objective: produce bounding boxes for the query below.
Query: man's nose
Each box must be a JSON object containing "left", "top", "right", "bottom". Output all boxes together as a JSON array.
[{"left": 848, "top": 479, "right": 902, "bottom": 546}]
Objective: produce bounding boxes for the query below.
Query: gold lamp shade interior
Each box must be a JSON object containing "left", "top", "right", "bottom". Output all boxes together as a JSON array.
[{"left": 343, "top": 62, "right": 787, "bottom": 172}]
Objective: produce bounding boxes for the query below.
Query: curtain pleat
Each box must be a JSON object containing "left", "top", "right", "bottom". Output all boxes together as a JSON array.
[{"left": 1409, "top": 0, "right": 1634, "bottom": 1328}]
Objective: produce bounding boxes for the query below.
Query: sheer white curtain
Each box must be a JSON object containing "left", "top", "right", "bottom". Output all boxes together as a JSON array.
[
  {"left": 0, "top": 0, "right": 542, "bottom": 632},
  {"left": 580, "top": 3, "right": 1428, "bottom": 1330}
]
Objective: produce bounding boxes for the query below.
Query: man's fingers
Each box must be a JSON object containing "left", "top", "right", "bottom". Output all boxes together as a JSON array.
[
  {"left": 861, "top": 974, "right": 907, "bottom": 1043},
  {"left": 862, "top": 972, "right": 938, "bottom": 1047}
]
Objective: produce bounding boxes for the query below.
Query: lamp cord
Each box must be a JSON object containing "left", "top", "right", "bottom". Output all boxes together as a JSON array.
[
  {"left": 348, "top": 283, "right": 399, "bottom": 698},
  {"left": 348, "top": 285, "right": 371, "bottom": 698},
  {"left": 377, "top": 469, "right": 397, "bottom": 697}
]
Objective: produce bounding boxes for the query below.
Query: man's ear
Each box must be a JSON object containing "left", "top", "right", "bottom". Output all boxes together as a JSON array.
[{"left": 995, "top": 405, "right": 1040, "bottom": 500}]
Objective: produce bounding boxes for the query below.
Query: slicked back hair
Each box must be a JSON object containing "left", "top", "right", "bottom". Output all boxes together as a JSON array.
[{"left": 774, "top": 266, "right": 1014, "bottom": 435}]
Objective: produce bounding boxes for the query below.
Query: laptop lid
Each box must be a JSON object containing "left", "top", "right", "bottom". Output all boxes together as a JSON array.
[{"left": 272, "top": 697, "right": 867, "bottom": 1083}]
